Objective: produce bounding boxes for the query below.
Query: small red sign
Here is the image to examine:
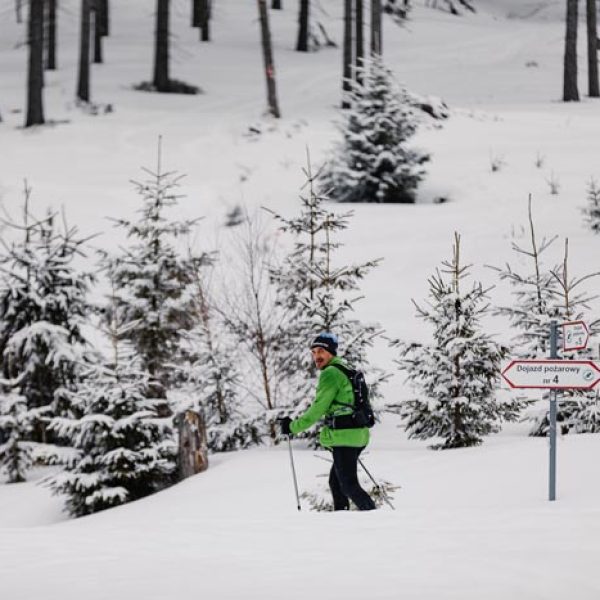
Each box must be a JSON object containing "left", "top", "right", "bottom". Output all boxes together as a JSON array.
[{"left": 562, "top": 321, "right": 590, "bottom": 352}]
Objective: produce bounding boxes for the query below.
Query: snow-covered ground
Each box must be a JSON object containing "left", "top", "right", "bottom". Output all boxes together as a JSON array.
[{"left": 1, "top": 1, "right": 600, "bottom": 598}]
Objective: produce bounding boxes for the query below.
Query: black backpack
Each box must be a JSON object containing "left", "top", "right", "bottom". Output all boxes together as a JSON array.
[{"left": 328, "top": 363, "right": 376, "bottom": 429}]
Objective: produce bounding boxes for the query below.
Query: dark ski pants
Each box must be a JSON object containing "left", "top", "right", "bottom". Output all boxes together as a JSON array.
[{"left": 329, "top": 446, "right": 376, "bottom": 511}]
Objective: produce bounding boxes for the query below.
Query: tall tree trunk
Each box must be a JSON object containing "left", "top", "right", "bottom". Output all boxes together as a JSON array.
[
  {"left": 16, "top": 0, "right": 23, "bottom": 23},
  {"left": 192, "top": 0, "right": 201, "bottom": 26},
  {"left": 563, "top": 0, "right": 579, "bottom": 101},
  {"left": 356, "top": 0, "right": 364, "bottom": 82},
  {"left": 26, "top": 0, "right": 45, "bottom": 126},
  {"left": 93, "top": 2, "right": 103, "bottom": 63},
  {"left": 200, "top": 0, "right": 210, "bottom": 41},
  {"left": 257, "top": 0, "right": 281, "bottom": 117},
  {"left": 153, "top": 0, "right": 170, "bottom": 90},
  {"left": 296, "top": 0, "right": 310, "bottom": 52},
  {"left": 342, "top": 0, "right": 353, "bottom": 108},
  {"left": 77, "top": 0, "right": 91, "bottom": 102},
  {"left": 371, "top": 0, "right": 382, "bottom": 55},
  {"left": 101, "top": 0, "right": 109, "bottom": 36},
  {"left": 586, "top": 0, "right": 599, "bottom": 96},
  {"left": 46, "top": 0, "right": 57, "bottom": 70},
  {"left": 272, "top": 0, "right": 282, "bottom": 8}
]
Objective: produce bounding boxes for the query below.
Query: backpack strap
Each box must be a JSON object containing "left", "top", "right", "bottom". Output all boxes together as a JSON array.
[{"left": 326, "top": 363, "right": 355, "bottom": 408}]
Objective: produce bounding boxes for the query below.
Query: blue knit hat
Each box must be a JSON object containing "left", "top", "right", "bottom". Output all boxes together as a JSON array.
[{"left": 310, "top": 332, "right": 338, "bottom": 356}]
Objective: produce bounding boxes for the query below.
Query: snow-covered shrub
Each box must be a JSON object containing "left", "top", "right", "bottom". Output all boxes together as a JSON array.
[
  {"left": 392, "top": 233, "right": 520, "bottom": 449},
  {"left": 320, "top": 56, "right": 429, "bottom": 204},
  {"left": 583, "top": 179, "right": 600, "bottom": 233}
]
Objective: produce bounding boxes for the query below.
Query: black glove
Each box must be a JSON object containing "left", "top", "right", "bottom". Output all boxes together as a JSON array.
[{"left": 279, "top": 417, "right": 292, "bottom": 436}]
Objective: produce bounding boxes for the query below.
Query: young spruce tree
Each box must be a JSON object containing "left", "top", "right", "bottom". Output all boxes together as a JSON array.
[
  {"left": 491, "top": 198, "right": 566, "bottom": 435},
  {"left": 109, "top": 140, "right": 211, "bottom": 400},
  {"left": 392, "top": 233, "right": 519, "bottom": 449},
  {"left": 320, "top": 56, "right": 429, "bottom": 203},
  {"left": 45, "top": 272, "right": 177, "bottom": 516},
  {"left": 0, "top": 187, "right": 93, "bottom": 476},
  {"left": 268, "top": 155, "right": 385, "bottom": 444},
  {"left": 494, "top": 202, "right": 600, "bottom": 435},
  {"left": 543, "top": 240, "right": 600, "bottom": 435}
]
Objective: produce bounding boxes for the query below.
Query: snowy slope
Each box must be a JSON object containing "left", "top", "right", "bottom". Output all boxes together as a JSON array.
[{"left": 1, "top": 1, "right": 600, "bottom": 598}]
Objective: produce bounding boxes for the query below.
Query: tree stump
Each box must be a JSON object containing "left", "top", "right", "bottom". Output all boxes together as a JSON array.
[{"left": 177, "top": 410, "right": 208, "bottom": 479}]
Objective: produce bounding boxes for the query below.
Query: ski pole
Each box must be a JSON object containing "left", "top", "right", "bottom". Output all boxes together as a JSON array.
[
  {"left": 287, "top": 435, "right": 301, "bottom": 511},
  {"left": 358, "top": 457, "right": 395, "bottom": 510}
]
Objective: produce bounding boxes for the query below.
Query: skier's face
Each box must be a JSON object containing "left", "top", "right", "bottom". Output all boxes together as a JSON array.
[{"left": 311, "top": 347, "right": 333, "bottom": 370}]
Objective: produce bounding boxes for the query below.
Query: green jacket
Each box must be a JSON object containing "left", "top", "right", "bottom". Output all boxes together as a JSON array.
[{"left": 289, "top": 357, "right": 370, "bottom": 448}]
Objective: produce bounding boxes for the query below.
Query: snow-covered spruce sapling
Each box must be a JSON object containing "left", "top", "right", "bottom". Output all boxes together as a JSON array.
[
  {"left": 320, "top": 56, "right": 429, "bottom": 203},
  {"left": 540, "top": 239, "right": 600, "bottom": 435},
  {"left": 391, "top": 233, "right": 520, "bottom": 449},
  {"left": 583, "top": 178, "right": 600, "bottom": 233},
  {"left": 108, "top": 140, "right": 212, "bottom": 400},
  {"left": 491, "top": 196, "right": 561, "bottom": 360},
  {"left": 267, "top": 154, "right": 387, "bottom": 444},
  {"left": 0, "top": 184, "right": 94, "bottom": 453},
  {"left": 173, "top": 255, "right": 261, "bottom": 452},
  {"left": 45, "top": 272, "right": 177, "bottom": 517},
  {"left": 490, "top": 196, "right": 564, "bottom": 432},
  {"left": 0, "top": 392, "right": 33, "bottom": 483}
]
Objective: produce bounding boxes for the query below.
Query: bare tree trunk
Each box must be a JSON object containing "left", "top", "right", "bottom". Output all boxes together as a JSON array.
[
  {"left": 272, "top": 0, "right": 282, "bottom": 8},
  {"left": 192, "top": 0, "right": 201, "bottom": 26},
  {"left": 200, "top": 0, "right": 211, "bottom": 41},
  {"left": 257, "top": 0, "right": 281, "bottom": 117},
  {"left": 93, "top": 1, "right": 103, "bottom": 63},
  {"left": 101, "top": 0, "right": 109, "bottom": 36},
  {"left": 153, "top": 0, "right": 170, "bottom": 90},
  {"left": 296, "top": 0, "right": 310, "bottom": 52},
  {"left": 26, "top": 0, "right": 45, "bottom": 126},
  {"left": 587, "top": 0, "right": 599, "bottom": 96},
  {"left": 342, "top": 0, "right": 353, "bottom": 108},
  {"left": 371, "top": 0, "right": 382, "bottom": 55},
  {"left": 77, "top": 0, "right": 91, "bottom": 102},
  {"left": 563, "top": 0, "right": 579, "bottom": 101},
  {"left": 46, "top": 0, "right": 57, "bottom": 70},
  {"left": 356, "top": 0, "right": 364, "bottom": 83}
]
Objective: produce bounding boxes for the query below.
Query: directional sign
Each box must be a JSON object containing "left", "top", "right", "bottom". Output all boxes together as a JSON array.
[
  {"left": 562, "top": 321, "right": 590, "bottom": 352},
  {"left": 501, "top": 360, "right": 600, "bottom": 390}
]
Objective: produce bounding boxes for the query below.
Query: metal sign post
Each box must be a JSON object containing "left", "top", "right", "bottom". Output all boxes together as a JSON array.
[
  {"left": 549, "top": 321, "right": 558, "bottom": 502},
  {"left": 501, "top": 320, "right": 600, "bottom": 502}
]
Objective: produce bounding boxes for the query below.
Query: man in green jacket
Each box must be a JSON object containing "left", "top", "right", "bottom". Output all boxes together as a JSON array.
[{"left": 280, "top": 333, "right": 376, "bottom": 511}]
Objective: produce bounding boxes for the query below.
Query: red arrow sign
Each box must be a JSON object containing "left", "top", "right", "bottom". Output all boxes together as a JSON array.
[
  {"left": 562, "top": 321, "right": 590, "bottom": 352},
  {"left": 502, "top": 360, "right": 600, "bottom": 390}
]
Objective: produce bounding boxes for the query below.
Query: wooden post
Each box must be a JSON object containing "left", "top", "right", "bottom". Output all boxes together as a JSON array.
[
  {"left": 257, "top": 0, "right": 281, "bottom": 118},
  {"left": 177, "top": 410, "right": 209, "bottom": 479}
]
